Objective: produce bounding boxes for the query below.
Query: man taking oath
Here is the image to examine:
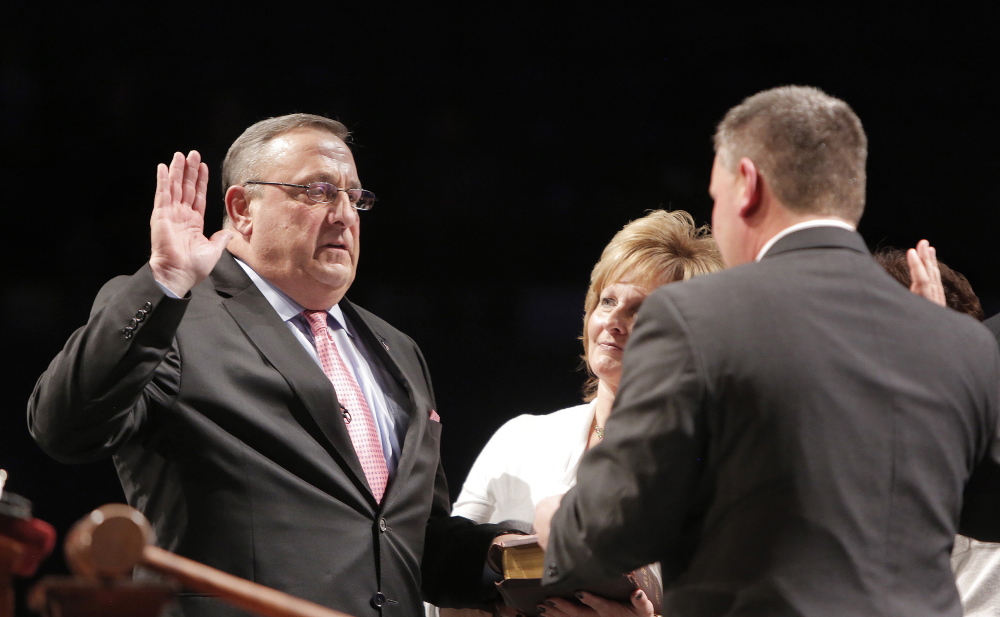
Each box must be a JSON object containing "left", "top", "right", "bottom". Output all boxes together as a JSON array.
[{"left": 28, "top": 114, "right": 504, "bottom": 617}]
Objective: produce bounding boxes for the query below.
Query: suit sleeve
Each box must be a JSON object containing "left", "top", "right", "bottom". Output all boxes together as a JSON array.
[
  {"left": 412, "top": 340, "right": 507, "bottom": 607},
  {"left": 542, "top": 291, "right": 708, "bottom": 589},
  {"left": 983, "top": 313, "right": 1000, "bottom": 346},
  {"left": 27, "top": 263, "right": 189, "bottom": 463},
  {"left": 959, "top": 331, "right": 1000, "bottom": 541}
]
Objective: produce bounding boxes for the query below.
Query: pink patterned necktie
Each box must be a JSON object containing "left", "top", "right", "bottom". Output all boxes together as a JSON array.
[{"left": 302, "top": 310, "right": 388, "bottom": 503}]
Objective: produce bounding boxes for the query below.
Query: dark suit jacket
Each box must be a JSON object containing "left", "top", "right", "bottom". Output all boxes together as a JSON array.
[
  {"left": 984, "top": 313, "right": 1000, "bottom": 345},
  {"left": 543, "top": 227, "right": 1000, "bottom": 617},
  {"left": 28, "top": 252, "right": 499, "bottom": 617}
]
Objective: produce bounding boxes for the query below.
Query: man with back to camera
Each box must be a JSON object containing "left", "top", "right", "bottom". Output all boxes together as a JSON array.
[
  {"left": 534, "top": 86, "right": 1000, "bottom": 616},
  {"left": 27, "top": 114, "right": 506, "bottom": 617}
]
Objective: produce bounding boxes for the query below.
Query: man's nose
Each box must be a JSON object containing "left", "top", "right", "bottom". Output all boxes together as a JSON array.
[{"left": 325, "top": 190, "right": 359, "bottom": 226}]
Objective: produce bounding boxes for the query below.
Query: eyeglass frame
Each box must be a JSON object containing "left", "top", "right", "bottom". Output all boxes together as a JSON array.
[{"left": 243, "top": 181, "right": 377, "bottom": 211}]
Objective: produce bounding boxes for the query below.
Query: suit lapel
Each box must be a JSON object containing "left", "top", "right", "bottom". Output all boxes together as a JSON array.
[{"left": 210, "top": 254, "right": 374, "bottom": 503}]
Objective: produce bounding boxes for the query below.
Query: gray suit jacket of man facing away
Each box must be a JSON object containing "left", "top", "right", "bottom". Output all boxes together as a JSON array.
[{"left": 543, "top": 227, "right": 1000, "bottom": 617}]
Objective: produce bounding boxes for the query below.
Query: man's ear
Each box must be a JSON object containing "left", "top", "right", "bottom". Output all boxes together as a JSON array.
[
  {"left": 737, "top": 157, "right": 762, "bottom": 219},
  {"left": 225, "top": 185, "right": 253, "bottom": 236}
]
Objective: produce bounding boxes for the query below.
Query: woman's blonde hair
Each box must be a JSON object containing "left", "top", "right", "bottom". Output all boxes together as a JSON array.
[{"left": 581, "top": 210, "right": 724, "bottom": 400}]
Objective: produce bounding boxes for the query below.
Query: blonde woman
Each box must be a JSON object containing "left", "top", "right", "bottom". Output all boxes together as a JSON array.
[{"left": 453, "top": 210, "right": 723, "bottom": 617}]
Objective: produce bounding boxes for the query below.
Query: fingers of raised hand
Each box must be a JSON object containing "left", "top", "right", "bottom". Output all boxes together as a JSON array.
[
  {"left": 923, "top": 244, "right": 942, "bottom": 286},
  {"left": 162, "top": 151, "right": 204, "bottom": 208},
  {"left": 907, "top": 241, "right": 946, "bottom": 307},
  {"left": 193, "top": 161, "right": 209, "bottom": 215},
  {"left": 180, "top": 151, "right": 202, "bottom": 207},
  {"left": 166, "top": 151, "right": 187, "bottom": 204},
  {"left": 154, "top": 163, "right": 170, "bottom": 210},
  {"left": 907, "top": 248, "right": 929, "bottom": 284}
]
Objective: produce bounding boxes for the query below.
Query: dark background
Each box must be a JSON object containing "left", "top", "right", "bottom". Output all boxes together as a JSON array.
[{"left": 2, "top": 3, "right": 998, "bottom": 613}]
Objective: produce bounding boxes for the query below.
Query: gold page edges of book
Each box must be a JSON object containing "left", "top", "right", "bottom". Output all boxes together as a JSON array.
[
  {"left": 492, "top": 534, "right": 662, "bottom": 617},
  {"left": 501, "top": 543, "right": 545, "bottom": 579}
]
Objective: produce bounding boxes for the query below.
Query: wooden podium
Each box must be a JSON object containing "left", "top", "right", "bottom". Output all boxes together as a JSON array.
[
  {"left": 29, "top": 578, "right": 177, "bottom": 617},
  {"left": 29, "top": 504, "right": 355, "bottom": 617}
]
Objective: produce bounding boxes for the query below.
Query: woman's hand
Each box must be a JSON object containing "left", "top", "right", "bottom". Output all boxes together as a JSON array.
[
  {"left": 906, "top": 239, "right": 945, "bottom": 307},
  {"left": 537, "top": 590, "right": 655, "bottom": 617}
]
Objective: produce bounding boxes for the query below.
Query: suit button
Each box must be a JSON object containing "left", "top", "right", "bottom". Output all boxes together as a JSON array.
[
  {"left": 547, "top": 563, "right": 558, "bottom": 577},
  {"left": 143, "top": 302, "right": 152, "bottom": 310},
  {"left": 370, "top": 592, "right": 387, "bottom": 609},
  {"left": 122, "top": 326, "right": 135, "bottom": 339},
  {"left": 379, "top": 518, "right": 388, "bottom": 532},
  {"left": 129, "top": 318, "right": 140, "bottom": 328}
]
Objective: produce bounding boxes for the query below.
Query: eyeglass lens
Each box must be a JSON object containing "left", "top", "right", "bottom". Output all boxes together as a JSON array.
[{"left": 305, "top": 183, "right": 375, "bottom": 210}]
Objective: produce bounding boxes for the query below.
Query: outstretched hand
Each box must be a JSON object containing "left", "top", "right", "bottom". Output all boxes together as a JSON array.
[
  {"left": 906, "top": 239, "right": 945, "bottom": 308},
  {"left": 537, "top": 590, "right": 655, "bottom": 617},
  {"left": 149, "top": 151, "right": 233, "bottom": 297}
]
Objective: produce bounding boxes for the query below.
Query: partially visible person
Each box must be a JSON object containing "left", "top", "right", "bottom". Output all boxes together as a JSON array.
[
  {"left": 536, "top": 86, "right": 1000, "bottom": 617},
  {"left": 876, "top": 243, "right": 1000, "bottom": 617},
  {"left": 890, "top": 241, "right": 1000, "bottom": 345},
  {"left": 446, "top": 210, "right": 722, "bottom": 617},
  {"left": 873, "top": 243, "right": 983, "bottom": 320}
]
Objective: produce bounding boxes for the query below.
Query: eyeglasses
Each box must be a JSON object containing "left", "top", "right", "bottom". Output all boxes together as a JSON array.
[{"left": 244, "top": 181, "right": 377, "bottom": 211}]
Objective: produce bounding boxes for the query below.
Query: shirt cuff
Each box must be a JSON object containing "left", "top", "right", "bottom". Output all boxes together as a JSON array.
[{"left": 154, "top": 279, "right": 182, "bottom": 299}]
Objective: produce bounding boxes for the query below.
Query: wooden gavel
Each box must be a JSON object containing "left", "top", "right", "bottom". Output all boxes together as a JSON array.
[{"left": 60, "top": 504, "right": 354, "bottom": 617}]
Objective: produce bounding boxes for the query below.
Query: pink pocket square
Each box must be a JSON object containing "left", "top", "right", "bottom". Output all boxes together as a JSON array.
[{"left": 429, "top": 409, "right": 441, "bottom": 423}]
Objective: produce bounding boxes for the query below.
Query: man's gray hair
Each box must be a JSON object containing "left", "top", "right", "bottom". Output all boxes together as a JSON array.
[
  {"left": 714, "top": 86, "right": 868, "bottom": 223},
  {"left": 221, "top": 113, "right": 350, "bottom": 203}
]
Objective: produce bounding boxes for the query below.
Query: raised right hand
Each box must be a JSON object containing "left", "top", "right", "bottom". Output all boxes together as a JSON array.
[
  {"left": 149, "top": 151, "right": 233, "bottom": 297},
  {"left": 906, "top": 239, "right": 945, "bottom": 308}
]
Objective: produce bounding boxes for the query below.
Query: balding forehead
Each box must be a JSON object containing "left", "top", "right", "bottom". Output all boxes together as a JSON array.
[
  {"left": 265, "top": 128, "right": 351, "bottom": 157},
  {"left": 261, "top": 127, "right": 350, "bottom": 159}
]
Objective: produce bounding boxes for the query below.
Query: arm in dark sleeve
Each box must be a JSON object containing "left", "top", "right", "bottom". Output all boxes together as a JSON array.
[
  {"left": 960, "top": 458, "right": 1000, "bottom": 541},
  {"left": 983, "top": 313, "right": 1000, "bottom": 346},
  {"left": 422, "top": 472, "right": 506, "bottom": 607},
  {"left": 413, "top": 343, "right": 507, "bottom": 607},
  {"left": 960, "top": 336, "right": 1000, "bottom": 541},
  {"left": 542, "top": 291, "right": 708, "bottom": 589},
  {"left": 27, "top": 263, "right": 188, "bottom": 463}
]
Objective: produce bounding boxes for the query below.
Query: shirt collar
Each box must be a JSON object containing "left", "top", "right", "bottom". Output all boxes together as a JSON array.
[
  {"left": 755, "top": 219, "right": 856, "bottom": 262},
  {"left": 234, "top": 258, "right": 352, "bottom": 336}
]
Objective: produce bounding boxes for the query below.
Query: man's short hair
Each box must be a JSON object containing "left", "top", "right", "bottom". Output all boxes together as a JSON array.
[
  {"left": 221, "top": 114, "right": 350, "bottom": 222},
  {"left": 714, "top": 86, "right": 868, "bottom": 223}
]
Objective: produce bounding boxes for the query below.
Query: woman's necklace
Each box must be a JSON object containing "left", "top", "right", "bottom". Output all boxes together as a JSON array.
[{"left": 592, "top": 419, "right": 605, "bottom": 440}]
